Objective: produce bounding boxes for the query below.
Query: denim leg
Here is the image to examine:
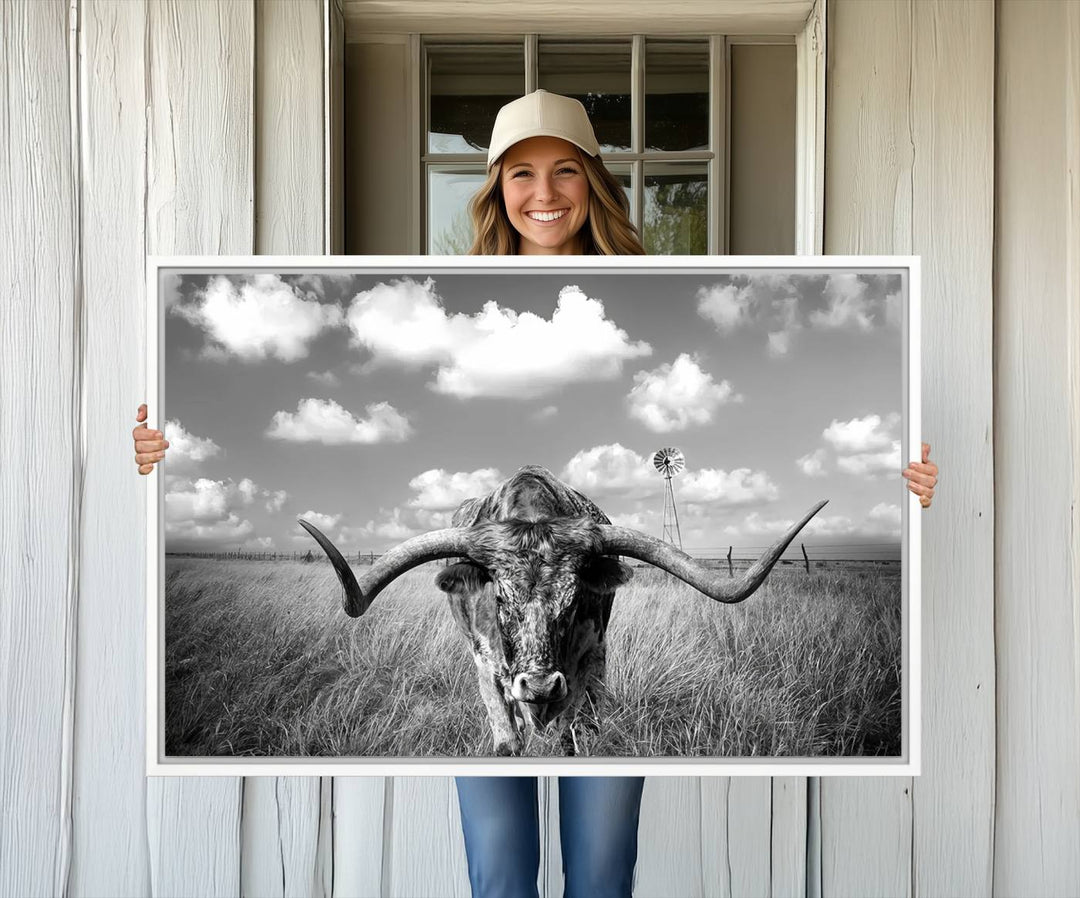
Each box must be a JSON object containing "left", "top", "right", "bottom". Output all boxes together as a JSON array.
[
  {"left": 558, "top": 776, "right": 646, "bottom": 898},
  {"left": 454, "top": 776, "right": 541, "bottom": 898}
]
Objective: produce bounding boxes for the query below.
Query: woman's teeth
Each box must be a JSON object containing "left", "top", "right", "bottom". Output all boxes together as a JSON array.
[{"left": 527, "top": 209, "right": 567, "bottom": 222}]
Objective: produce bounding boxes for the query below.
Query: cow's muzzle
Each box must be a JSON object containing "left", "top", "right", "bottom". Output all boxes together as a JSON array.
[{"left": 511, "top": 669, "right": 567, "bottom": 704}]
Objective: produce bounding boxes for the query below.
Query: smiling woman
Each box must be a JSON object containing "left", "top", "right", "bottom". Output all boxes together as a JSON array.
[{"left": 465, "top": 90, "right": 646, "bottom": 256}]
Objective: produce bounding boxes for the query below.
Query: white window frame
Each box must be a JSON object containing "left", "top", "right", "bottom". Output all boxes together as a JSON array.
[{"left": 400, "top": 0, "right": 826, "bottom": 257}]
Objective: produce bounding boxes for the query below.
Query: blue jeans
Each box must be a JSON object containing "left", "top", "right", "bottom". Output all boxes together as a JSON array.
[{"left": 454, "top": 776, "right": 646, "bottom": 898}]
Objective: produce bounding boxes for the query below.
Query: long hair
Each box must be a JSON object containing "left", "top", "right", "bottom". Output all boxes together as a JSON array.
[{"left": 467, "top": 151, "right": 646, "bottom": 256}]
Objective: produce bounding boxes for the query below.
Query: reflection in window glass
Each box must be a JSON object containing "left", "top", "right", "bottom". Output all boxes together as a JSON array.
[
  {"left": 538, "top": 41, "right": 631, "bottom": 153},
  {"left": 643, "top": 163, "right": 707, "bottom": 254},
  {"left": 428, "top": 168, "right": 487, "bottom": 253},
  {"left": 645, "top": 41, "right": 709, "bottom": 152},
  {"left": 604, "top": 163, "right": 634, "bottom": 219},
  {"left": 428, "top": 44, "right": 524, "bottom": 154}
]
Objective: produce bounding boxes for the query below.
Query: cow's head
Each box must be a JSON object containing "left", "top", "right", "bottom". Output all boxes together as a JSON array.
[
  {"left": 433, "top": 518, "right": 632, "bottom": 712},
  {"left": 298, "top": 472, "right": 826, "bottom": 730}
]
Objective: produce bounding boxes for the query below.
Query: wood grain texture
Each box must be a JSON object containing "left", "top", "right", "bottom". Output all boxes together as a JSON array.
[
  {"left": 0, "top": 1, "right": 78, "bottom": 895},
  {"left": 387, "top": 778, "right": 470, "bottom": 898},
  {"left": 145, "top": 1, "right": 254, "bottom": 893},
  {"left": 908, "top": 2, "right": 995, "bottom": 896},
  {"left": 244, "top": 3, "right": 330, "bottom": 894},
  {"left": 820, "top": 2, "right": 914, "bottom": 893},
  {"left": 332, "top": 778, "right": 386, "bottom": 897},
  {"left": 994, "top": 2, "right": 1080, "bottom": 892},
  {"left": 636, "top": 778, "right": 703, "bottom": 898},
  {"left": 69, "top": 1, "right": 153, "bottom": 894},
  {"left": 771, "top": 777, "right": 808, "bottom": 898},
  {"left": 342, "top": 0, "right": 815, "bottom": 38}
]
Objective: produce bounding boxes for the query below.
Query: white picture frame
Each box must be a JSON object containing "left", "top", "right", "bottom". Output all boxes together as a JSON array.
[{"left": 146, "top": 254, "right": 920, "bottom": 777}]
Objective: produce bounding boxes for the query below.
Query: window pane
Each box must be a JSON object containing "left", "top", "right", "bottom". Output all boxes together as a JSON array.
[
  {"left": 645, "top": 40, "right": 709, "bottom": 152},
  {"left": 604, "top": 163, "right": 634, "bottom": 220},
  {"left": 428, "top": 167, "right": 487, "bottom": 253},
  {"left": 428, "top": 44, "right": 524, "bottom": 154},
  {"left": 643, "top": 163, "right": 708, "bottom": 254},
  {"left": 538, "top": 41, "right": 631, "bottom": 153}
]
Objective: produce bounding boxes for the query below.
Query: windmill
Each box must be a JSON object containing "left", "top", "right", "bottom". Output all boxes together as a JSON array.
[{"left": 653, "top": 447, "right": 685, "bottom": 550}]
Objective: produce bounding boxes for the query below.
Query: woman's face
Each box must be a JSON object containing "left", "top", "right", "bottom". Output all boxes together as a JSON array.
[{"left": 499, "top": 136, "right": 590, "bottom": 255}]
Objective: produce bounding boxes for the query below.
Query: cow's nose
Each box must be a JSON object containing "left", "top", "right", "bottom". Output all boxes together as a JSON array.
[{"left": 511, "top": 670, "right": 567, "bottom": 704}]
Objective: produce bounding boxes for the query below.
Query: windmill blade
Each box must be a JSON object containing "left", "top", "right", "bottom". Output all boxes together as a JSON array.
[{"left": 653, "top": 447, "right": 685, "bottom": 477}]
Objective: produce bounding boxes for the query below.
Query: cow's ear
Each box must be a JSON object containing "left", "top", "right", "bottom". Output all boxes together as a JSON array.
[
  {"left": 435, "top": 561, "right": 492, "bottom": 594},
  {"left": 579, "top": 557, "right": 633, "bottom": 594}
]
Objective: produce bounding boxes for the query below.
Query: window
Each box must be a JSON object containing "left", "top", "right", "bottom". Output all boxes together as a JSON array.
[{"left": 422, "top": 35, "right": 793, "bottom": 256}]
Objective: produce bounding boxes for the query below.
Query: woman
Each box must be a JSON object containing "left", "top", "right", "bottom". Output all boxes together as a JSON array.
[{"left": 131, "top": 90, "right": 939, "bottom": 897}]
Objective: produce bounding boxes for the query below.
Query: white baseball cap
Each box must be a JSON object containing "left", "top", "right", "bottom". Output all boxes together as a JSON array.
[{"left": 486, "top": 89, "right": 601, "bottom": 169}]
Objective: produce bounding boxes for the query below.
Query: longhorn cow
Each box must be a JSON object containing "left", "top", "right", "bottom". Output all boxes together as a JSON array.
[{"left": 299, "top": 465, "right": 826, "bottom": 756}]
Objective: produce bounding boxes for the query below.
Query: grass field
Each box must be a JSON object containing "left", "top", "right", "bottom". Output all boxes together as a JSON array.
[{"left": 163, "top": 557, "right": 902, "bottom": 758}]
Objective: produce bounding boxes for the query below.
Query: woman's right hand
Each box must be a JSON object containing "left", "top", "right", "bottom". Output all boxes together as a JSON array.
[{"left": 133, "top": 403, "right": 170, "bottom": 475}]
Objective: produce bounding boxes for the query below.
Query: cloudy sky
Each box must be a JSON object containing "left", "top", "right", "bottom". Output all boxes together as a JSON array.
[{"left": 162, "top": 268, "right": 907, "bottom": 560}]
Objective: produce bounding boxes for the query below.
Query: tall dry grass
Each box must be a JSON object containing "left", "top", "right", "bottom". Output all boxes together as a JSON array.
[{"left": 164, "top": 558, "right": 901, "bottom": 758}]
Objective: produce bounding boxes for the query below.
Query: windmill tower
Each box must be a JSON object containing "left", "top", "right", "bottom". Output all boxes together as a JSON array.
[{"left": 653, "top": 447, "right": 685, "bottom": 550}]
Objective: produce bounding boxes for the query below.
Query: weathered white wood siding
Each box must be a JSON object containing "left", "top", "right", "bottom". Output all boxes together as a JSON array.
[
  {"left": 994, "top": 0, "right": 1080, "bottom": 892},
  {"left": 822, "top": 2, "right": 996, "bottom": 896},
  {"left": 0, "top": 2, "right": 79, "bottom": 896},
  {"left": 2, "top": 1, "right": 1079, "bottom": 897}
]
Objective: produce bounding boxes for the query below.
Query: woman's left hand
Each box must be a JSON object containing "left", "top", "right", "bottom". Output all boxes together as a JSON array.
[{"left": 902, "top": 442, "right": 938, "bottom": 508}]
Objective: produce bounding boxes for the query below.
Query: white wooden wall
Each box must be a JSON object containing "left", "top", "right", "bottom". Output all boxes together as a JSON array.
[{"left": 1, "top": 1, "right": 1078, "bottom": 896}]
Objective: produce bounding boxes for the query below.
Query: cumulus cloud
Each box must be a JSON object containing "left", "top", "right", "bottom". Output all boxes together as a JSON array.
[
  {"left": 532, "top": 405, "right": 559, "bottom": 422},
  {"left": 264, "top": 489, "right": 288, "bottom": 513},
  {"left": 723, "top": 500, "right": 901, "bottom": 543},
  {"left": 170, "top": 273, "right": 343, "bottom": 362},
  {"left": 796, "top": 448, "right": 828, "bottom": 478},
  {"left": 266, "top": 397, "right": 412, "bottom": 445},
  {"left": 306, "top": 369, "right": 340, "bottom": 388},
  {"left": 560, "top": 444, "right": 659, "bottom": 499},
  {"left": 626, "top": 354, "right": 741, "bottom": 432},
  {"left": 820, "top": 412, "right": 902, "bottom": 479},
  {"left": 162, "top": 419, "right": 221, "bottom": 476},
  {"left": 809, "top": 274, "right": 876, "bottom": 331},
  {"left": 823, "top": 413, "right": 899, "bottom": 452},
  {"left": 697, "top": 273, "right": 901, "bottom": 355},
  {"left": 407, "top": 468, "right": 503, "bottom": 511},
  {"left": 696, "top": 283, "right": 754, "bottom": 333},
  {"left": 164, "top": 476, "right": 262, "bottom": 547},
  {"left": 344, "top": 278, "right": 652, "bottom": 399},
  {"left": 296, "top": 509, "right": 342, "bottom": 532},
  {"left": 835, "top": 443, "right": 902, "bottom": 477},
  {"left": 677, "top": 467, "right": 779, "bottom": 507}
]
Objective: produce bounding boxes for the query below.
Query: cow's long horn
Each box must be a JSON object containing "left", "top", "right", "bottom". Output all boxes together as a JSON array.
[
  {"left": 599, "top": 499, "right": 828, "bottom": 603},
  {"left": 297, "top": 519, "right": 473, "bottom": 617}
]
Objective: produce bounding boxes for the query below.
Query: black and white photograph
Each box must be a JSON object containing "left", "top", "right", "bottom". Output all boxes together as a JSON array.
[{"left": 150, "top": 256, "right": 919, "bottom": 774}]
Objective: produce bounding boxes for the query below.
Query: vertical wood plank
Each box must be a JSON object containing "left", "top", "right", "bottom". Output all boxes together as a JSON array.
[
  {"left": 387, "top": 777, "right": 471, "bottom": 898},
  {"left": 243, "top": 2, "right": 329, "bottom": 895},
  {"left": 994, "top": 1, "right": 1080, "bottom": 892},
  {"left": 908, "top": 2, "right": 996, "bottom": 896},
  {"left": 145, "top": 1, "right": 254, "bottom": 893},
  {"left": 70, "top": 0, "right": 153, "bottom": 893},
  {"left": 635, "top": 778, "right": 703, "bottom": 898},
  {"left": 332, "top": 778, "right": 386, "bottom": 898},
  {"left": 770, "top": 777, "right": 807, "bottom": 898},
  {"left": 821, "top": 2, "right": 914, "bottom": 893},
  {"left": 0, "top": 1, "right": 78, "bottom": 895}
]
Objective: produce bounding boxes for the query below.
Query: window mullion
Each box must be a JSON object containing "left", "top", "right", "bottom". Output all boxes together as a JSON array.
[
  {"left": 709, "top": 35, "right": 726, "bottom": 256},
  {"left": 631, "top": 34, "right": 645, "bottom": 234},
  {"left": 525, "top": 34, "right": 537, "bottom": 93}
]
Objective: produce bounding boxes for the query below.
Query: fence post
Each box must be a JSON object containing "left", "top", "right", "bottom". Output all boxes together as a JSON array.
[
  {"left": 727, "top": 546, "right": 733, "bottom": 577},
  {"left": 801, "top": 542, "right": 809, "bottom": 574}
]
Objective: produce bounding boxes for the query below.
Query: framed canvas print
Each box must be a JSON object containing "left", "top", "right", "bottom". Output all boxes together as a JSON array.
[{"left": 146, "top": 255, "right": 921, "bottom": 776}]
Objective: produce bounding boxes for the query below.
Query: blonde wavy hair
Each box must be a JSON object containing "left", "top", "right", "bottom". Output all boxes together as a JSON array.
[{"left": 467, "top": 150, "right": 645, "bottom": 256}]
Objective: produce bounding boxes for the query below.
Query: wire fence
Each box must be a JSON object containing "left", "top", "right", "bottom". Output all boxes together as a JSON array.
[{"left": 167, "top": 541, "right": 902, "bottom": 572}]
